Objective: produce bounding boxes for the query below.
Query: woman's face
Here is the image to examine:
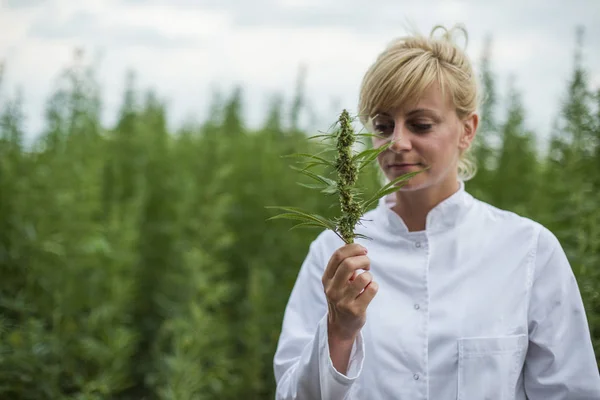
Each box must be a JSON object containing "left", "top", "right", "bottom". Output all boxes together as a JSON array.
[{"left": 371, "top": 82, "right": 478, "bottom": 192}]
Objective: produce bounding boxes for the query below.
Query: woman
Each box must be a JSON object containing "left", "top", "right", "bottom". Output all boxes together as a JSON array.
[{"left": 273, "top": 25, "right": 600, "bottom": 399}]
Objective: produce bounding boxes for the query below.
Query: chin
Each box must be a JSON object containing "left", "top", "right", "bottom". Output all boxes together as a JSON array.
[
  {"left": 396, "top": 181, "right": 430, "bottom": 192},
  {"left": 387, "top": 173, "right": 431, "bottom": 192}
]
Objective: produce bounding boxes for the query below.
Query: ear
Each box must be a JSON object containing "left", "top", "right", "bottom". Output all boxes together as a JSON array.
[{"left": 459, "top": 113, "right": 478, "bottom": 151}]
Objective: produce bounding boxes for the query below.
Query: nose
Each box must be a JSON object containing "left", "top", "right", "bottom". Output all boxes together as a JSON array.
[{"left": 388, "top": 124, "right": 412, "bottom": 153}]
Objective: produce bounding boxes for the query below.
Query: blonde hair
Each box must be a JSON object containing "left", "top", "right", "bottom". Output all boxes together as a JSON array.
[{"left": 358, "top": 24, "right": 478, "bottom": 181}]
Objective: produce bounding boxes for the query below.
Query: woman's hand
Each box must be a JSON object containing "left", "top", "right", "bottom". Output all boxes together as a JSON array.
[{"left": 322, "top": 243, "right": 378, "bottom": 374}]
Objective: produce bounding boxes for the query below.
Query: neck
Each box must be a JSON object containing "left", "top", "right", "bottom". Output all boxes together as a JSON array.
[{"left": 392, "top": 178, "right": 460, "bottom": 232}]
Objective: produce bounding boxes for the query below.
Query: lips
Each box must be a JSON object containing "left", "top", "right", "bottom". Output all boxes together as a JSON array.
[{"left": 387, "top": 163, "right": 422, "bottom": 168}]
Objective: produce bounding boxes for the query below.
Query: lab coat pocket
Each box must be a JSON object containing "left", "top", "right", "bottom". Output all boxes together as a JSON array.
[{"left": 457, "top": 334, "right": 527, "bottom": 400}]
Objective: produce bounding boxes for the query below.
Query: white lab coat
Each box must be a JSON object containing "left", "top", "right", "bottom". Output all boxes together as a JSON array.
[{"left": 273, "top": 182, "right": 600, "bottom": 399}]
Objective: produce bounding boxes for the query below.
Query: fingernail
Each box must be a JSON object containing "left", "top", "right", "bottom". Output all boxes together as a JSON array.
[{"left": 362, "top": 247, "right": 368, "bottom": 254}]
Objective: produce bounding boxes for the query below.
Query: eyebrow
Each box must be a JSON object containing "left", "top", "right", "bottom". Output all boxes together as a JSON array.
[
  {"left": 406, "top": 108, "right": 437, "bottom": 116},
  {"left": 374, "top": 108, "right": 439, "bottom": 118}
]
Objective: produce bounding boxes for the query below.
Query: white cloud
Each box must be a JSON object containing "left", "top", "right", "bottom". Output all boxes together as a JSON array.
[
  {"left": 0, "top": 0, "right": 598, "bottom": 143},
  {"left": 0, "top": 3, "right": 40, "bottom": 49},
  {"left": 110, "top": 4, "right": 231, "bottom": 39}
]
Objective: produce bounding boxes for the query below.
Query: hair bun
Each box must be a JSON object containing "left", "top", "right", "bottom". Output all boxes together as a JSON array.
[{"left": 430, "top": 24, "right": 469, "bottom": 51}]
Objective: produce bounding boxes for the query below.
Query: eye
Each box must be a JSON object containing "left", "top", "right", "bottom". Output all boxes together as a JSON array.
[
  {"left": 372, "top": 119, "right": 394, "bottom": 136},
  {"left": 375, "top": 123, "right": 393, "bottom": 133},
  {"left": 410, "top": 122, "right": 433, "bottom": 133}
]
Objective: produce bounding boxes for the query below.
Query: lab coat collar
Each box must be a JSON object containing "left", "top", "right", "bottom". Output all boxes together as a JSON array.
[{"left": 376, "top": 180, "right": 474, "bottom": 235}]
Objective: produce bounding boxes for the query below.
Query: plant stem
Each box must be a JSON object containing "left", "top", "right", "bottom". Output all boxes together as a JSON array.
[{"left": 335, "top": 110, "right": 361, "bottom": 244}]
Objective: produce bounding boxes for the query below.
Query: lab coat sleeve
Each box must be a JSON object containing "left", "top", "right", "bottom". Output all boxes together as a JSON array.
[
  {"left": 273, "top": 232, "right": 365, "bottom": 400},
  {"left": 524, "top": 226, "right": 600, "bottom": 399}
]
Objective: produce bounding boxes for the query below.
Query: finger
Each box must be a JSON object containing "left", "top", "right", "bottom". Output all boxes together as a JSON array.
[
  {"left": 355, "top": 280, "right": 379, "bottom": 307},
  {"left": 345, "top": 271, "right": 373, "bottom": 299},
  {"left": 324, "top": 244, "right": 368, "bottom": 281},
  {"left": 349, "top": 268, "right": 363, "bottom": 281},
  {"left": 332, "top": 255, "right": 370, "bottom": 289}
]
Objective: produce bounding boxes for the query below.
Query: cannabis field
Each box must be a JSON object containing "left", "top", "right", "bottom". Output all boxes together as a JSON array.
[{"left": 0, "top": 37, "right": 599, "bottom": 399}]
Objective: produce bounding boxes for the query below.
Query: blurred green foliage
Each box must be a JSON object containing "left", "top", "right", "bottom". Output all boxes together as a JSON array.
[{"left": 0, "top": 29, "right": 599, "bottom": 399}]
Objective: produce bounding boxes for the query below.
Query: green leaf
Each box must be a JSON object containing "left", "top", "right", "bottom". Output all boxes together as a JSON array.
[
  {"left": 354, "top": 143, "right": 392, "bottom": 172},
  {"left": 295, "top": 160, "right": 331, "bottom": 169},
  {"left": 352, "top": 146, "right": 383, "bottom": 162},
  {"left": 321, "top": 185, "right": 338, "bottom": 195},
  {"left": 294, "top": 161, "right": 325, "bottom": 171},
  {"left": 350, "top": 187, "right": 364, "bottom": 196},
  {"left": 266, "top": 212, "right": 317, "bottom": 223},
  {"left": 297, "top": 182, "right": 327, "bottom": 190},
  {"left": 266, "top": 206, "right": 349, "bottom": 243},
  {"left": 354, "top": 233, "right": 373, "bottom": 241},
  {"left": 297, "top": 181, "right": 337, "bottom": 196},
  {"left": 290, "top": 166, "right": 336, "bottom": 186},
  {"left": 265, "top": 206, "right": 337, "bottom": 232},
  {"left": 360, "top": 170, "right": 424, "bottom": 211},
  {"left": 307, "top": 133, "right": 335, "bottom": 141},
  {"left": 366, "top": 185, "right": 406, "bottom": 205},
  {"left": 282, "top": 153, "right": 335, "bottom": 168},
  {"left": 289, "top": 222, "right": 327, "bottom": 231}
]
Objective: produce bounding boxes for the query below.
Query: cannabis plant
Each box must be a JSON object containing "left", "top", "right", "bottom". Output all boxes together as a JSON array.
[{"left": 266, "top": 109, "right": 421, "bottom": 244}]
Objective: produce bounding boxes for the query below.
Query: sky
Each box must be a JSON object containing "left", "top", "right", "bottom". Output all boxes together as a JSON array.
[{"left": 1, "top": 0, "right": 599, "bottom": 148}]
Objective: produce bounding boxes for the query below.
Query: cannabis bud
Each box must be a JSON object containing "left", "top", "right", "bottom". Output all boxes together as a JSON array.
[{"left": 266, "top": 109, "right": 421, "bottom": 244}]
